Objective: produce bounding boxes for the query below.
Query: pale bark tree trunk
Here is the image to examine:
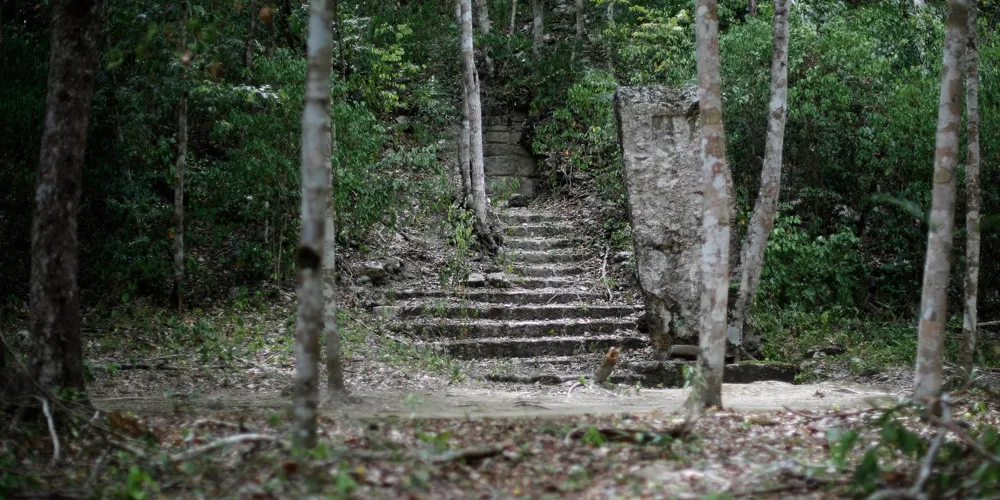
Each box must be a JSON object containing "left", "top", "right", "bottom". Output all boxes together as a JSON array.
[
  {"left": 244, "top": 0, "right": 256, "bottom": 72},
  {"left": 693, "top": 0, "right": 732, "bottom": 409},
  {"left": 173, "top": 9, "right": 188, "bottom": 315},
  {"left": 914, "top": 0, "right": 969, "bottom": 399},
  {"left": 749, "top": 0, "right": 757, "bottom": 17},
  {"left": 727, "top": 0, "right": 789, "bottom": 359},
  {"left": 29, "top": 0, "right": 101, "bottom": 395},
  {"left": 509, "top": 0, "right": 518, "bottom": 35},
  {"left": 605, "top": 0, "right": 615, "bottom": 71},
  {"left": 575, "top": 0, "right": 584, "bottom": 43},
  {"left": 460, "top": 0, "right": 497, "bottom": 251},
  {"left": 456, "top": 0, "right": 473, "bottom": 203},
  {"left": 532, "top": 0, "right": 543, "bottom": 62},
  {"left": 324, "top": 198, "right": 345, "bottom": 392},
  {"left": 959, "top": 4, "right": 980, "bottom": 376},
  {"left": 474, "top": 0, "right": 492, "bottom": 33},
  {"left": 293, "top": 0, "right": 333, "bottom": 449}
]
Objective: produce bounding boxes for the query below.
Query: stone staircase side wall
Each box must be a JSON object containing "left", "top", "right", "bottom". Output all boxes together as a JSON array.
[{"left": 483, "top": 113, "right": 539, "bottom": 198}]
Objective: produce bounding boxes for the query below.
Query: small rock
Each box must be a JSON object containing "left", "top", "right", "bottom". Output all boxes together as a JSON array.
[
  {"left": 466, "top": 273, "right": 486, "bottom": 287},
  {"left": 384, "top": 257, "right": 403, "bottom": 274},
  {"left": 507, "top": 193, "right": 531, "bottom": 208},
  {"left": 486, "top": 272, "right": 509, "bottom": 288},
  {"left": 613, "top": 251, "right": 632, "bottom": 263},
  {"left": 357, "top": 261, "right": 388, "bottom": 284},
  {"left": 357, "top": 276, "right": 372, "bottom": 285}
]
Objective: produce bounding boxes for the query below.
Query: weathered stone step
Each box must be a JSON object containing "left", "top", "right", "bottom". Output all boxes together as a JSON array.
[
  {"left": 513, "top": 277, "right": 588, "bottom": 289},
  {"left": 504, "top": 249, "right": 589, "bottom": 264},
  {"left": 502, "top": 210, "right": 565, "bottom": 224},
  {"left": 481, "top": 360, "right": 799, "bottom": 387},
  {"left": 391, "top": 318, "right": 636, "bottom": 339},
  {"left": 390, "top": 289, "right": 607, "bottom": 305},
  {"left": 506, "top": 224, "right": 575, "bottom": 238},
  {"left": 376, "top": 304, "right": 641, "bottom": 321},
  {"left": 504, "top": 237, "right": 577, "bottom": 250},
  {"left": 512, "top": 264, "right": 589, "bottom": 277},
  {"left": 421, "top": 335, "right": 649, "bottom": 358}
]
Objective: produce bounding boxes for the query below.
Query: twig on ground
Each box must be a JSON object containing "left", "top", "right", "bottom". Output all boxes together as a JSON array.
[
  {"left": 188, "top": 418, "right": 252, "bottom": 432},
  {"left": 36, "top": 396, "right": 60, "bottom": 464},
  {"left": 169, "top": 433, "right": 287, "bottom": 463}
]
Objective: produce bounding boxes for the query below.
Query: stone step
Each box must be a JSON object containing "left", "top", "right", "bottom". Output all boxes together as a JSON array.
[
  {"left": 506, "top": 224, "right": 574, "bottom": 238},
  {"left": 501, "top": 210, "right": 565, "bottom": 224},
  {"left": 503, "top": 249, "right": 589, "bottom": 264},
  {"left": 391, "top": 318, "right": 636, "bottom": 339},
  {"left": 513, "top": 277, "right": 589, "bottom": 289},
  {"left": 511, "top": 264, "right": 589, "bottom": 277},
  {"left": 376, "top": 304, "right": 641, "bottom": 321},
  {"left": 503, "top": 237, "right": 577, "bottom": 250},
  {"left": 421, "top": 334, "right": 649, "bottom": 359},
  {"left": 390, "top": 289, "right": 608, "bottom": 305},
  {"left": 479, "top": 360, "right": 798, "bottom": 387}
]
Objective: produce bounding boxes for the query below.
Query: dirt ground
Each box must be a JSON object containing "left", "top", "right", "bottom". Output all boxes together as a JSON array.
[{"left": 93, "top": 379, "right": 899, "bottom": 420}]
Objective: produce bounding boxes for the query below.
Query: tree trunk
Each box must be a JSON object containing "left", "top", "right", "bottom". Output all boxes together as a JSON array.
[
  {"left": 173, "top": 10, "right": 188, "bottom": 315},
  {"left": 334, "top": 0, "right": 347, "bottom": 80},
  {"left": 749, "top": 0, "right": 757, "bottom": 17},
  {"left": 727, "top": 0, "right": 789, "bottom": 358},
  {"left": 456, "top": 0, "right": 473, "bottom": 204},
  {"left": 914, "top": 0, "right": 969, "bottom": 399},
  {"left": 575, "top": 0, "right": 584, "bottom": 43},
  {"left": 29, "top": 0, "right": 101, "bottom": 395},
  {"left": 605, "top": 0, "right": 615, "bottom": 71},
  {"left": 278, "top": 0, "right": 299, "bottom": 50},
  {"left": 474, "top": 0, "right": 491, "bottom": 33},
  {"left": 293, "top": 0, "right": 333, "bottom": 449},
  {"left": 509, "top": 0, "right": 517, "bottom": 35},
  {"left": 244, "top": 0, "right": 256, "bottom": 72},
  {"left": 693, "top": 0, "right": 732, "bottom": 409},
  {"left": 959, "top": 4, "right": 980, "bottom": 377},
  {"left": 460, "top": 0, "right": 497, "bottom": 252},
  {"left": 324, "top": 196, "right": 346, "bottom": 392},
  {"left": 532, "top": 0, "right": 543, "bottom": 62}
]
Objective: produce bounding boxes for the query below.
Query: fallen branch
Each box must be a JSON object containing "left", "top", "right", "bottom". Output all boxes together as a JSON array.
[
  {"left": 600, "top": 247, "right": 612, "bottom": 301},
  {"left": 169, "top": 434, "right": 287, "bottom": 463},
  {"left": 188, "top": 418, "right": 252, "bottom": 432},
  {"left": 36, "top": 396, "right": 60, "bottom": 464}
]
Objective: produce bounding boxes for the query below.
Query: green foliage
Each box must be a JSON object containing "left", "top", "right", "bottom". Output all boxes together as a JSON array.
[
  {"left": 757, "top": 210, "right": 865, "bottom": 312},
  {"left": 439, "top": 205, "right": 476, "bottom": 289}
]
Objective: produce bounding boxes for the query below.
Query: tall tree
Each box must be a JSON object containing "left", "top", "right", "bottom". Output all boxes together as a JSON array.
[
  {"left": 324, "top": 101, "right": 346, "bottom": 395},
  {"left": 575, "top": 0, "right": 584, "bottom": 43},
  {"left": 244, "top": 0, "right": 256, "bottom": 72},
  {"left": 29, "top": 0, "right": 101, "bottom": 395},
  {"left": 693, "top": 0, "right": 732, "bottom": 409},
  {"left": 460, "top": 0, "right": 497, "bottom": 251},
  {"left": 293, "top": 0, "right": 333, "bottom": 448},
  {"left": 456, "top": 0, "right": 473, "bottom": 204},
  {"left": 914, "top": 0, "right": 969, "bottom": 399},
  {"left": 959, "top": 3, "right": 980, "bottom": 377},
  {"left": 173, "top": 4, "right": 189, "bottom": 314},
  {"left": 474, "top": 0, "right": 491, "bottom": 33},
  {"left": 509, "top": 0, "right": 518, "bottom": 35},
  {"left": 532, "top": 0, "right": 543, "bottom": 62},
  {"left": 727, "top": 0, "right": 790, "bottom": 360},
  {"left": 334, "top": 0, "right": 347, "bottom": 79},
  {"left": 749, "top": 0, "right": 758, "bottom": 17}
]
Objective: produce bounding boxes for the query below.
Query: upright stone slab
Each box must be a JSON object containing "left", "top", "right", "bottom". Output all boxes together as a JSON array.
[{"left": 614, "top": 86, "right": 702, "bottom": 352}]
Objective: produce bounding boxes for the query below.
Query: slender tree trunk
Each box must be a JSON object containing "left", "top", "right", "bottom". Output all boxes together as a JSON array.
[
  {"left": 575, "top": 0, "right": 584, "bottom": 43},
  {"left": 509, "top": 0, "right": 517, "bottom": 35},
  {"left": 693, "top": 0, "right": 732, "bottom": 409},
  {"left": 749, "top": 0, "right": 757, "bottom": 17},
  {"left": 914, "top": 0, "right": 969, "bottom": 399},
  {"left": 29, "top": 0, "right": 101, "bottom": 395},
  {"left": 605, "top": 0, "right": 615, "bottom": 71},
  {"left": 334, "top": 0, "right": 347, "bottom": 80},
  {"left": 460, "top": 0, "right": 496, "bottom": 251},
  {"left": 244, "top": 0, "right": 256, "bottom": 72},
  {"left": 532, "top": 0, "right": 543, "bottom": 62},
  {"left": 173, "top": 9, "right": 188, "bottom": 315},
  {"left": 278, "top": 0, "right": 299, "bottom": 49},
  {"left": 294, "top": 0, "right": 333, "bottom": 449},
  {"left": 324, "top": 112, "right": 346, "bottom": 394},
  {"left": 727, "top": 0, "right": 789, "bottom": 358},
  {"left": 959, "top": 4, "right": 980, "bottom": 376},
  {"left": 474, "top": 0, "right": 491, "bottom": 33},
  {"left": 456, "top": 0, "right": 473, "bottom": 204}
]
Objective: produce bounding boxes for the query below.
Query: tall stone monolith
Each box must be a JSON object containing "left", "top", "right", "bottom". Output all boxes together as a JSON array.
[{"left": 614, "top": 86, "right": 703, "bottom": 353}]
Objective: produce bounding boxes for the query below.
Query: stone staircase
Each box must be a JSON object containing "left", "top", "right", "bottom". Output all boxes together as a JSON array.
[{"left": 379, "top": 204, "right": 798, "bottom": 387}]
